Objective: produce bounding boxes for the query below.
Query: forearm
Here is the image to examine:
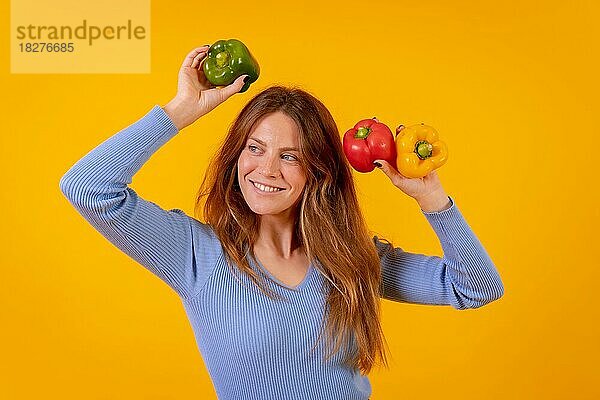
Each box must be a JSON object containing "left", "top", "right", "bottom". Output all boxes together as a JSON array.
[{"left": 377, "top": 194, "right": 505, "bottom": 308}]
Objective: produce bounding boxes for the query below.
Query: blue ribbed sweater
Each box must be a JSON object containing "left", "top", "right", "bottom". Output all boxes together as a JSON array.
[{"left": 59, "top": 105, "right": 504, "bottom": 399}]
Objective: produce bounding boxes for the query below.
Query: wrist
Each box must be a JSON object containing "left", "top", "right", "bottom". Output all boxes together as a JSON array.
[
  {"left": 162, "top": 97, "right": 196, "bottom": 130},
  {"left": 416, "top": 190, "right": 451, "bottom": 212}
]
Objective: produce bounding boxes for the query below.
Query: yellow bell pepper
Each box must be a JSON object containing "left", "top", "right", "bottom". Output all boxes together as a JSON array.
[{"left": 395, "top": 123, "right": 448, "bottom": 178}]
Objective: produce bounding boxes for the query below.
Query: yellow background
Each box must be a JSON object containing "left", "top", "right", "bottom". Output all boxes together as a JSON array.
[{"left": 1, "top": 0, "right": 599, "bottom": 398}]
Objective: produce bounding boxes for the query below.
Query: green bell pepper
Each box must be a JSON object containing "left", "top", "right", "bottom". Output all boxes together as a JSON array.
[{"left": 203, "top": 39, "right": 260, "bottom": 93}]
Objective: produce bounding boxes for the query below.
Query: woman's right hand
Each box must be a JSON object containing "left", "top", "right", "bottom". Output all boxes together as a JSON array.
[{"left": 163, "top": 45, "right": 249, "bottom": 130}]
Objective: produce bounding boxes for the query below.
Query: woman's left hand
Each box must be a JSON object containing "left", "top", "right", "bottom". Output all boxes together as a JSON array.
[
  {"left": 370, "top": 119, "right": 445, "bottom": 201},
  {"left": 374, "top": 158, "right": 444, "bottom": 201}
]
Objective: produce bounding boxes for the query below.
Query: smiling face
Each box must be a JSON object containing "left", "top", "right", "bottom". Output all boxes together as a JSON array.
[{"left": 236, "top": 111, "right": 307, "bottom": 218}]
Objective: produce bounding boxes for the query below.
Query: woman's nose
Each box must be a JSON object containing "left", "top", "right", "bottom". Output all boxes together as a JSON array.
[{"left": 258, "top": 157, "right": 279, "bottom": 176}]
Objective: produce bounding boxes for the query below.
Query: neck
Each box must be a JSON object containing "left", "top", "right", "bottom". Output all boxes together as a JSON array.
[{"left": 254, "top": 212, "right": 301, "bottom": 259}]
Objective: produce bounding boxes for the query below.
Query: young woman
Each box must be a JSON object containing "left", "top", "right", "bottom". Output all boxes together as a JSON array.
[{"left": 60, "top": 45, "right": 504, "bottom": 400}]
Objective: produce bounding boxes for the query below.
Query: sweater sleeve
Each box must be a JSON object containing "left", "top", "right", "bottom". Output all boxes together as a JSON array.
[
  {"left": 59, "top": 105, "right": 221, "bottom": 301},
  {"left": 374, "top": 195, "right": 505, "bottom": 309}
]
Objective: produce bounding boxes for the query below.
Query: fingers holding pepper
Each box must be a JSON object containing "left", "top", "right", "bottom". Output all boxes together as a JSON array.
[
  {"left": 191, "top": 49, "right": 209, "bottom": 69},
  {"left": 182, "top": 45, "right": 210, "bottom": 69}
]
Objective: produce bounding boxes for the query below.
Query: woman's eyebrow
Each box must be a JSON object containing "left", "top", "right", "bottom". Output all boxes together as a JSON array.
[{"left": 249, "top": 137, "right": 299, "bottom": 152}]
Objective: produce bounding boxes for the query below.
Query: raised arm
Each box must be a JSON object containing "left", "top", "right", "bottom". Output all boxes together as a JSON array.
[
  {"left": 375, "top": 196, "right": 505, "bottom": 309},
  {"left": 59, "top": 45, "right": 248, "bottom": 300},
  {"left": 59, "top": 105, "right": 220, "bottom": 300}
]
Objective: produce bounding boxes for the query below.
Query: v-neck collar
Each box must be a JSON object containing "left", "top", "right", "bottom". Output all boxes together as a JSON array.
[{"left": 249, "top": 254, "right": 314, "bottom": 291}]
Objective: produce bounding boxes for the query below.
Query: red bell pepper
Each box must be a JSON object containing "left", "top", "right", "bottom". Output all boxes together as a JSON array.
[{"left": 343, "top": 118, "right": 397, "bottom": 173}]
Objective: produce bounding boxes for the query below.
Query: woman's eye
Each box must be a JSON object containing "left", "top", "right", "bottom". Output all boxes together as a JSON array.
[{"left": 247, "top": 145, "right": 297, "bottom": 162}]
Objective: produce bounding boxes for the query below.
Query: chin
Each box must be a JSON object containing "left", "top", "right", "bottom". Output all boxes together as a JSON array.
[
  {"left": 247, "top": 203, "right": 287, "bottom": 216},
  {"left": 244, "top": 199, "right": 293, "bottom": 217}
]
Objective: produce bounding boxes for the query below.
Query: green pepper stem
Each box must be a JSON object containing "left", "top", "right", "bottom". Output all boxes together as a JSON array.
[
  {"left": 355, "top": 127, "right": 370, "bottom": 139},
  {"left": 215, "top": 51, "right": 230, "bottom": 68},
  {"left": 415, "top": 140, "right": 433, "bottom": 159}
]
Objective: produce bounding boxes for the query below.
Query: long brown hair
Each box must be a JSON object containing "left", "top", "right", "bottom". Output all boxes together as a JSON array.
[{"left": 194, "top": 85, "right": 390, "bottom": 375}]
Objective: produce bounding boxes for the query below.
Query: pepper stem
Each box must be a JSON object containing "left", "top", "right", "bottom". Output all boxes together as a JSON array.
[
  {"left": 215, "top": 51, "right": 230, "bottom": 68},
  {"left": 415, "top": 141, "right": 433, "bottom": 159},
  {"left": 355, "top": 127, "right": 370, "bottom": 139}
]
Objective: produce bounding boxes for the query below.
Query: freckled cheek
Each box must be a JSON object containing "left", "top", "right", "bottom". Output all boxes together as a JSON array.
[{"left": 237, "top": 157, "right": 256, "bottom": 179}]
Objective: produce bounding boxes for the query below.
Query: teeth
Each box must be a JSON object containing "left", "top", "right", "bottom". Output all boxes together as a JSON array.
[{"left": 253, "top": 181, "right": 282, "bottom": 192}]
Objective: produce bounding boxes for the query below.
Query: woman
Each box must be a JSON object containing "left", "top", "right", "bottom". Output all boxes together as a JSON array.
[{"left": 60, "top": 45, "right": 504, "bottom": 399}]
